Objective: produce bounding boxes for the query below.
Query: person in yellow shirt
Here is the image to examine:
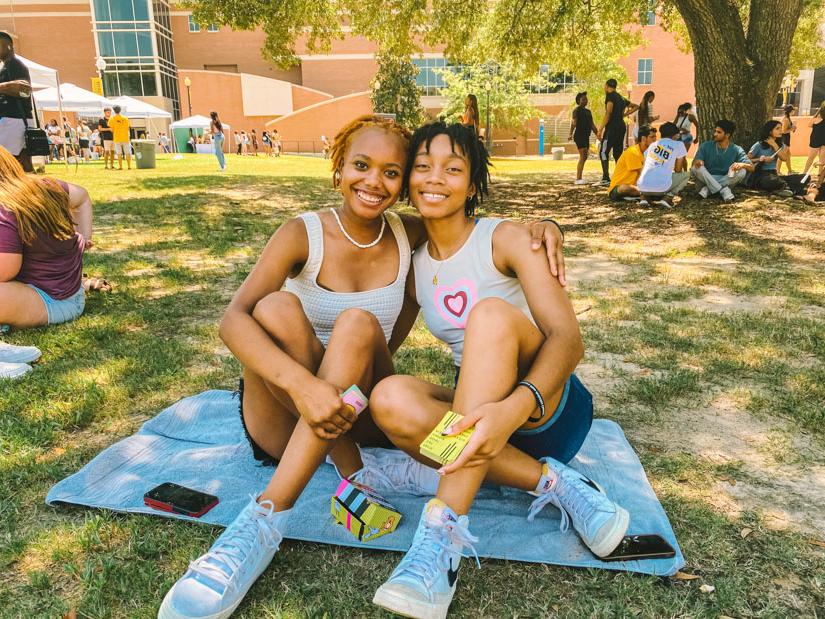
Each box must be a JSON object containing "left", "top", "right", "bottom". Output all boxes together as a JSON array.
[
  {"left": 607, "top": 124, "right": 657, "bottom": 202},
  {"left": 108, "top": 105, "right": 132, "bottom": 170}
]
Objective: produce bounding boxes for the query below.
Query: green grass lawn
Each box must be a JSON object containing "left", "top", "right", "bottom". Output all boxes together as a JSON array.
[{"left": 1, "top": 153, "right": 824, "bottom": 617}]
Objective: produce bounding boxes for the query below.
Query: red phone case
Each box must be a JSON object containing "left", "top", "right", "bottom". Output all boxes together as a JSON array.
[{"left": 144, "top": 495, "right": 219, "bottom": 518}]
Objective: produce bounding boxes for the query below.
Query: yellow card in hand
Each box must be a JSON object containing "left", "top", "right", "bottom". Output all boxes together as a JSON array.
[{"left": 419, "top": 410, "right": 474, "bottom": 465}]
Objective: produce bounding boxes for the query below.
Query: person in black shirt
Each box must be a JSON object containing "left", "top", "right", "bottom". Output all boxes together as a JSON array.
[
  {"left": 596, "top": 78, "right": 638, "bottom": 185},
  {"left": 568, "top": 91, "right": 597, "bottom": 185},
  {"left": 97, "top": 107, "right": 114, "bottom": 170},
  {"left": 0, "top": 31, "right": 33, "bottom": 171}
]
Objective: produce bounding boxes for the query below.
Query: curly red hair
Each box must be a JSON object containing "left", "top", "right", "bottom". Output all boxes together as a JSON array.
[{"left": 330, "top": 115, "right": 411, "bottom": 188}]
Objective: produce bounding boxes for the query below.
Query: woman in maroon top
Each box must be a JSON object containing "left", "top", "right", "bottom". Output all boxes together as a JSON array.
[{"left": 0, "top": 146, "right": 92, "bottom": 329}]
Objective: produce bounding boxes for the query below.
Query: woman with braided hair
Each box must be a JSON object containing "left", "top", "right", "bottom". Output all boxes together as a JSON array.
[{"left": 159, "top": 115, "right": 565, "bottom": 619}]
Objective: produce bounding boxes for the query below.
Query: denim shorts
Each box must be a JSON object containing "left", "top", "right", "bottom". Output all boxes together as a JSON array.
[
  {"left": 28, "top": 284, "right": 85, "bottom": 325},
  {"left": 454, "top": 369, "right": 593, "bottom": 464}
]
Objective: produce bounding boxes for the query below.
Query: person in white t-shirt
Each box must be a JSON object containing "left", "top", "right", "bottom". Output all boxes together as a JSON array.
[{"left": 636, "top": 121, "right": 689, "bottom": 208}]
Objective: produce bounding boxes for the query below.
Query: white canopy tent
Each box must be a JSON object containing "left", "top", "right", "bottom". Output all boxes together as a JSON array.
[
  {"left": 18, "top": 55, "right": 59, "bottom": 90},
  {"left": 111, "top": 96, "right": 172, "bottom": 145},
  {"left": 16, "top": 55, "right": 69, "bottom": 166},
  {"left": 33, "top": 83, "right": 118, "bottom": 114},
  {"left": 169, "top": 114, "right": 231, "bottom": 153}
]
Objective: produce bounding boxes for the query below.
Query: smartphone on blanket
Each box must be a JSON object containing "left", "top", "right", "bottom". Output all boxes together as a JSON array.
[
  {"left": 144, "top": 482, "right": 219, "bottom": 518},
  {"left": 601, "top": 534, "right": 676, "bottom": 562}
]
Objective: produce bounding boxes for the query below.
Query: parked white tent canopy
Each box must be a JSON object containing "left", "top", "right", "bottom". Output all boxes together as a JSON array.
[
  {"left": 33, "top": 83, "right": 118, "bottom": 114},
  {"left": 18, "top": 55, "right": 59, "bottom": 90},
  {"left": 110, "top": 96, "right": 171, "bottom": 119},
  {"left": 169, "top": 114, "right": 231, "bottom": 153}
]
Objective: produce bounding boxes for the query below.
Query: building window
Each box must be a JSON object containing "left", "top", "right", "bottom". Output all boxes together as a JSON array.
[
  {"left": 637, "top": 58, "right": 653, "bottom": 85},
  {"left": 204, "top": 64, "right": 239, "bottom": 73},
  {"left": 646, "top": 10, "right": 656, "bottom": 25},
  {"left": 188, "top": 15, "right": 200, "bottom": 32},
  {"left": 207, "top": 24, "right": 219, "bottom": 32},
  {"left": 412, "top": 57, "right": 450, "bottom": 96}
]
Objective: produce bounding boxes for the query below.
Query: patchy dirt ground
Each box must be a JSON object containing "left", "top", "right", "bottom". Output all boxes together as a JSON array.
[{"left": 492, "top": 171, "right": 825, "bottom": 539}]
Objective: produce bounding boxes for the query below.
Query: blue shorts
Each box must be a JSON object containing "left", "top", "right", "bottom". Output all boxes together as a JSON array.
[
  {"left": 455, "top": 370, "right": 593, "bottom": 464},
  {"left": 28, "top": 284, "right": 85, "bottom": 325}
]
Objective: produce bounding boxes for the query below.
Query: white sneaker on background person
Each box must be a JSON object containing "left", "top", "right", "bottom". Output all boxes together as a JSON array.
[
  {"left": 0, "top": 342, "right": 41, "bottom": 364},
  {"left": 0, "top": 361, "right": 32, "bottom": 380},
  {"left": 573, "top": 179, "right": 588, "bottom": 185}
]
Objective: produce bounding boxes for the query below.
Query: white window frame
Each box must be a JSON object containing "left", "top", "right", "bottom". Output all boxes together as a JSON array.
[
  {"left": 207, "top": 24, "right": 219, "bottom": 32},
  {"left": 637, "top": 58, "right": 653, "bottom": 85},
  {"left": 188, "top": 15, "right": 200, "bottom": 32}
]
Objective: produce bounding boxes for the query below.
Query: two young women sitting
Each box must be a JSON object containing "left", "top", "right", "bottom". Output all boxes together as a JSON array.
[{"left": 159, "top": 117, "right": 629, "bottom": 619}]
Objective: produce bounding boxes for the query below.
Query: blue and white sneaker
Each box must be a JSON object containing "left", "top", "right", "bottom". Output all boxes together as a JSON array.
[
  {"left": 373, "top": 499, "right": 478, "bottom": 619},
  {"left": 528, "top": 456, "right": 629, "bottom": 558},
  {"left": 0, "top": 342, "right": 41, "bottom": 364},
  {"left": 158, "top": 497, "right": 291, "bottom": 619}
]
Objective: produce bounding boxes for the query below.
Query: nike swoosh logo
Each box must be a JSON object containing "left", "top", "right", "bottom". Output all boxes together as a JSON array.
[
  {"left": 581, "top": 476, "right": 602, "bottom": 493},
  {"left": 447, "top": 560, "right": 459, "bottom": 587}
]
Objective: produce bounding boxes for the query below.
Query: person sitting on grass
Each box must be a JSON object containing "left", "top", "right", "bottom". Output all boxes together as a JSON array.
[
  {"left": 369, "top": 122, "right": 629, "bottom": 619},
  {"left": 0, "top": 147, "right": 92, "bottom": 378},
  {"left": 606, "top": 124, "right": 658, "bottom": 202},
  {"left": 636, "top": 121, "right": 689, "bottom": 208},
  {"left": 747, "top": 120, "right": 793, "bottom": 197},
  {"left": 157, "top": 115, "right": 565, "bottom": 619},
  {"left": 691, "top": 119, "right": 754, "bottom": 202}
]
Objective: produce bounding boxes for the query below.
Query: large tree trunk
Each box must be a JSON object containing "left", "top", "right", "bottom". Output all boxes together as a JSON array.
[{"left": 672, "top": 0, "right": 804, "bottom": 147}]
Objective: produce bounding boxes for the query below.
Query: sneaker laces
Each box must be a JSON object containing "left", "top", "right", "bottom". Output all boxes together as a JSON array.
[
  {"left": 527, "top": 474, "right": 604, "bottom": 534},
  {"left": 395, "top": 519, "right": 480, "bottom": 587},
  {"left": 189, "top": 497, "right": 282, "bottom": 593}
]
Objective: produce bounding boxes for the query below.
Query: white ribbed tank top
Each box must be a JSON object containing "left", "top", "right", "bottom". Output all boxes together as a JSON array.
[
  {"left": 283, "top": 211, "right": 411, "bottom": 346},
  {"left": 413, "top": 218, "right": 534, "bottom": 366}
]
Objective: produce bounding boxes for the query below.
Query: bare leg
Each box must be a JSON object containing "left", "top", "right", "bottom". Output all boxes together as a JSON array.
[
  {"left": 576, "top": 148, "right": 588, "bottom": 180},
  {"left": 372, "top": 299, "right": 568, "bottom": 515},
  {"left": 245, "top": 292, "right": 387, "bottom": 477},
  {"left": 259, "top": 307, "right": 394, "bottom": 511},
  {"left": 0, "top": 282, "right": 48, "bottom": 328},
  {"left": 801, "top": 146, "right": 819, "bottom": 178}
]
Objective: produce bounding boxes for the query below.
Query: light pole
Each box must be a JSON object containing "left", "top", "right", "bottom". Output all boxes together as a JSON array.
[
  {"left": 484, "top": 79, "right": 492, "bottom": 151},
  {"left": 95, "top": 56, "right": 107, "bottom": 95},
  {"left": 184, "top": 76, "right": 192, "bottom": 117}
]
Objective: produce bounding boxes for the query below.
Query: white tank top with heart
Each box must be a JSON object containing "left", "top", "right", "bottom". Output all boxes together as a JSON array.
[{"left": 413, "top": 218, "right": 534, "bottom": 366}]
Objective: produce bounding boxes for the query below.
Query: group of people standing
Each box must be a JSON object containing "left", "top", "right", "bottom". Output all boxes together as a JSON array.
[
  {"left": 571, "top": 78, "right": 825, "bottom": 205},
  {"left": 231, "top": 128, "right": 282, "bottom": 157}
]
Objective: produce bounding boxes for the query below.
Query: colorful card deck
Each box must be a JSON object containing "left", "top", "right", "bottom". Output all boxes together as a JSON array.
[
  {"left": 330, "top": 478, "right": 401, "bottom": 541},
  {"left": 419, "top": 410, "right": 475, "bottom": 465}
]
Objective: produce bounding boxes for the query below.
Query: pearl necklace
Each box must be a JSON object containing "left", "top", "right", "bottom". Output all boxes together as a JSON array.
[{"left": 331, "top": 208, "right": 386, "bottom": 249}]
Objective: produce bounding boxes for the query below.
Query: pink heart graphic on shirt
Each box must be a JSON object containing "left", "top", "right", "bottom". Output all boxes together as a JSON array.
[
  {"left": 444, "top": 292, "right": 467, "bottom": 317},
  {"left": 434, "top": 279, "right": 477, "bottom": 329}
]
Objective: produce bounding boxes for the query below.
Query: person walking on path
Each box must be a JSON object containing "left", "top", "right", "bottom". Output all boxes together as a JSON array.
[
  {"left": 210, "top": 111, "right": 226, "bottom": 171},
  {"left": 569, "top": 91, "right": 597, "bottom": 185}
]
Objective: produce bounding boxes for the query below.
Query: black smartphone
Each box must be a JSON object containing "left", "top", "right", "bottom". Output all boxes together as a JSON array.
[
  {"left": 601, "top": 534, "right": 676, "bottom": 562},
  {"left": 144, "top": 482, "right": 219, "bottom": 518}
]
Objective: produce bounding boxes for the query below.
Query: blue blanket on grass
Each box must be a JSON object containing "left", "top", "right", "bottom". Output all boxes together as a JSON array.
[{"left": 46, "top": 390, "right": 684, "bottom": 576}]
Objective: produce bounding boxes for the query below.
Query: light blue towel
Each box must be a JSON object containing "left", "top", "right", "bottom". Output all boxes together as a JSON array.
[{"left": 46, "top": 390, "right": 684, "bottom": 576}]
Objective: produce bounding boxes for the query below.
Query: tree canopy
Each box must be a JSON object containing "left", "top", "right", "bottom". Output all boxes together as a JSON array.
[{"left": 187, "top": 0, "right": 825, "bottom": 143}]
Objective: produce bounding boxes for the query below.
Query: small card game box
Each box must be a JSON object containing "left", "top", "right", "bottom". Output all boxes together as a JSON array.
[
  {"left": 341, "top": 385, "right": 368, "bottom": 416},
  {"left": 419, "top": 410, "right": 475, "bottom": 465},
  {"left": 331, "top": 478, "right": 402, "bottom": 542}
]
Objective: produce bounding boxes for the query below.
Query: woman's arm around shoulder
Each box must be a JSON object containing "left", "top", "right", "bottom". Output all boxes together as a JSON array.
[{"left": 398, "top": 213, "right": 427, "bottom": 250}]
